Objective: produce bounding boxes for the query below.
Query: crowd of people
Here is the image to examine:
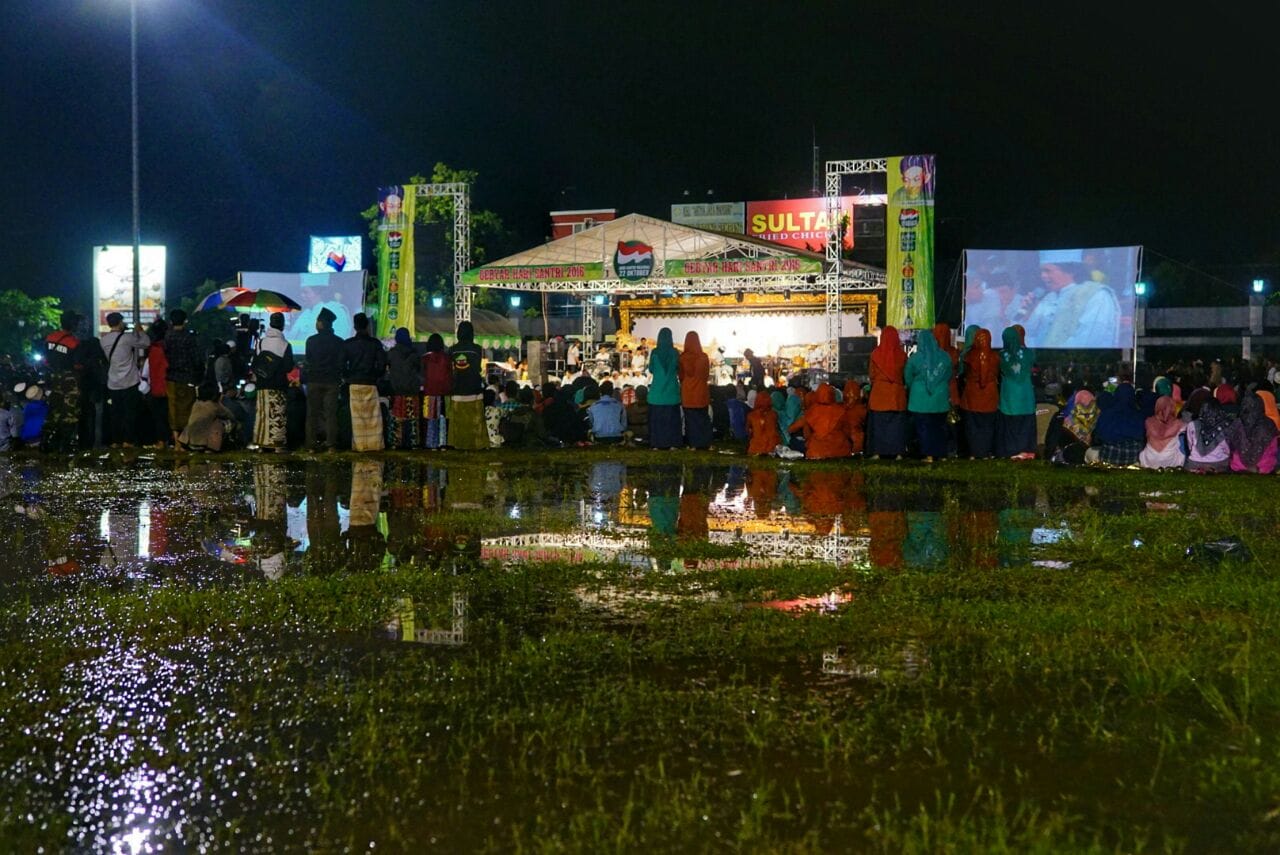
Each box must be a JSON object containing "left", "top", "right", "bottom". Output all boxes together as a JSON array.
[{"left": 3, "top": 308, "right": 1279, "bottom": 476}]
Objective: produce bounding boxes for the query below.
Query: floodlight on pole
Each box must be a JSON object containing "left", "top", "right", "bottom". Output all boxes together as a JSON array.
[
  {"left": 1253, "top": 278, "right": 1266, "bottom": 294},
  {"left": 1134, "top": 281, "right": 1148, "bottom": 296},
  {"left": 431, "top": 295, "right": 444, "bottom": 309},
  {"left": 509, "top": 295, "right": 522, "bottom": 308}
]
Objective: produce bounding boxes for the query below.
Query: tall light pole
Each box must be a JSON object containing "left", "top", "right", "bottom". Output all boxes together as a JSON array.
[{"left": 130, "top": 0, "right": 141, "bottom": 327}]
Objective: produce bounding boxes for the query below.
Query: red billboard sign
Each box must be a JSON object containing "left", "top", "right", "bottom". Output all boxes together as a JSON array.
[{"left": 746, "top": 197, "right": 858, "bottom": 251}]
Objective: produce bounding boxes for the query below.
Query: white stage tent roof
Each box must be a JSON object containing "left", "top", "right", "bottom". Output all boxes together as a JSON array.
[{"left": 462, "top": 213, "right": 884, "bottom": 295}]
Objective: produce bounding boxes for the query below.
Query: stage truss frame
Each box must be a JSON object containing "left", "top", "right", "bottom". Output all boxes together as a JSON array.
[
  {"left": 414, "top": 182, "right": 471, "bottom": 328},
  {"left": 826, "top": 158, "right": 888, "bottom": 361}
]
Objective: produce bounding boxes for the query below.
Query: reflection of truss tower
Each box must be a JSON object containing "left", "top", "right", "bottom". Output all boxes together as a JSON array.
[
  {"left": 414, "top": 592, "right": 468, "bottom": 646},
  {"left": 414, "top": 183, "right": 472, "bottom": 328}
]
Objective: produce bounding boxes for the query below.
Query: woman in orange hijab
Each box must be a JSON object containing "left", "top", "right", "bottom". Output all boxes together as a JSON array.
[
  {"left": 745, "top": 388, "right": 781, "bottom": 455},
  {"left": 1257, "top": 390, "right": 1280, "bottom": 432},
  {"left": 787, "top": 383, "right": 853, "bottom": 459},
  {"left": 843, "top": 379, "right": 868, "bottom": 455},
  {"left": 867, "top": 326, "right": 908, "bottom": 458},
  {"left": 959, "top": 328, "right": 999, "bottom": 458},
  {"left": 677, "top": 330, "right": 712, "bottom": 448}
]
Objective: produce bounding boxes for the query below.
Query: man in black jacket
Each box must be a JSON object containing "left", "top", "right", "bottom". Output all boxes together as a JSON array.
[
  {"left": 342, "top": 313, "right": 387, "bottom": 451},
  {"left": 304, "top": 308, "right": 343, "bottom": 451}
]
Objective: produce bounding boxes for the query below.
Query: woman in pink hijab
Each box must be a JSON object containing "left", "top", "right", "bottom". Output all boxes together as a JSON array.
[{"left": 1139, "top": 395, "right": 1185, "bottom": 469}]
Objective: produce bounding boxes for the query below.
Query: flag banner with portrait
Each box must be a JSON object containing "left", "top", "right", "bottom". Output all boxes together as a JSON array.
[
  {"left": 376, "top": 185, "right": 416, "bottom": 339},
  {"left": 885, "top": 154, "right": 935, "bottom": 330},
  {"left": 962, "top": 247, "right": 1141, "bottom": 349}
]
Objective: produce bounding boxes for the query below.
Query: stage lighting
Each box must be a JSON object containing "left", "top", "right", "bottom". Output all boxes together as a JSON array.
[
  {"left": 510, "top": 295, "right": 522, "bottom": 307},
  {"left": 735, "top": 290, "right": 744, "bottom": 303},
  {"left": 1253, "top": 278, "right": 1266, "bottom": 294},
  {"left": 1134, "top": 282, "right": 1148, "bottom": 296},
  {"left": 431, "top": 295, "right": 444, "bottom": 309},
  {"left": 783, "top": 289, "right": 791, "bottom": 301}
]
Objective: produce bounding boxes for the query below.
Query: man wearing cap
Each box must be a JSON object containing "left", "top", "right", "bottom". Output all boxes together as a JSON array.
[
  {"left": 1041, "top": 261, "right": 1121, "bottom": 348},
  {"left": 99, "top": 312, "right": 150, "bottom": 446},
  {"left": 342, "top": 312, "right": 387, "bottom": 451},
  {"left": 304, "top": 307, "right": 343, "bottom": 451},
  {"left": 252, "top": 312, "right": 295, "bottom": 452}
]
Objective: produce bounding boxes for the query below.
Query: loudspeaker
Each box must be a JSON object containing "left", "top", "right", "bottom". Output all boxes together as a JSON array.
[
  {"left": 526, "top": 340, "right": 548, "bottom": 387},
  {"left": 838, "top": 336, "right": 876, "bottom": 376}
]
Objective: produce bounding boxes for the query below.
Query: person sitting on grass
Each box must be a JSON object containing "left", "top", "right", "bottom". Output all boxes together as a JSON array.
[
  {"left": 746, "top": 386, "right": 781, "bottom": 455},
  {"left": 625, "top": 385, "right": 650, "bottom": 446},
  {"left": 1227, "top": 393, "right": 1278, "bottom": 474},
  {"left": 587, "top": 381, "right": 627, "bottom": 444},
  {"left": 178, "top": 383, "right": 238, "bottom": 452},
  {"left": 1088, "top": 382, "right": 1146, "bottom": 466},
  {"left": 787, "top": 382, "right": 855, "bottom": 460},
  {"left": 1139, "top": 395, "right": 1185, "bottom": 469},
  {"left": 1184, "top": 398, "right": 1233, "bottom": 474}
]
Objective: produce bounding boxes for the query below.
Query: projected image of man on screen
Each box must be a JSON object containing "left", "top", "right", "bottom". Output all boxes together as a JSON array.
[{"left": 1022, "top": 250, "right": 1122, "bottom": 349}]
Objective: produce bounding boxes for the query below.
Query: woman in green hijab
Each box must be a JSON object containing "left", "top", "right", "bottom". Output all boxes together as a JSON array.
[
  {"left": 647, "top": 327, "right": 683, "bottom": 449},
  {"left": 996, "top": 325, "right": 1038, "bottom": 459},
  {"left": 904, "top": 332, "right": 954, "bottom": 461}
]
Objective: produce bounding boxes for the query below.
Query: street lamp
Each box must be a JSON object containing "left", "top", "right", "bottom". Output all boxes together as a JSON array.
[
  {"left": 509, "top": 295, "right": 522, "bottom": 308},
  {"left": 1134, "top": 281, "right": 1148, "bottom": 296},
  {"left": 431, "top": 295, "right": 444, "bottom": 309},
  {"left": 1253, "top": 278, "right": 1266, "bottom": 294},
  {"left": 129, "top": 0, "right": 141, "bottom": 326}
]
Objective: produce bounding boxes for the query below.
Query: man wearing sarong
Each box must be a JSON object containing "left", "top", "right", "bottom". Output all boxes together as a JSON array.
[
  {"left": 252, "top": 312, "right": 295, "bottom": 452},
  {"left": 343, "top": 312, "right": 387, "bottom": 451}
]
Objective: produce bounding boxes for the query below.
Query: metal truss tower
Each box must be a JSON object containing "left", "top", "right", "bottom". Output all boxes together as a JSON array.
[{"left": 414, "top": 182, "right": 471, "bottom": 327}]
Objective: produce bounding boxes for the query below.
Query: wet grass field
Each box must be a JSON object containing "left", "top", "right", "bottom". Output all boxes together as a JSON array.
[{"left": 3, "top": 449, "right": 1280, "bottom": 851}]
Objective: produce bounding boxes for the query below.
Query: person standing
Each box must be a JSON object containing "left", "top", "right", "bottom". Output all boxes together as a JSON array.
[
  {"left": 647, "top": 328, "right": 682, "bottom": 450},
  {"left": 99, "top": 312, "right": 149, "bottom": 447},
  {"left": 996, "top": 325, "right": 1037, "bottom": 459},
  {"left": 386, "top": 327, "right": 422, "bottom": 449},
  {"left": 421, "top": 333, "right": 452, "bottom": 449},
  {"left": 42, "top": 312, "right": 83, "bottom": 452},
  {"left": 904, "top": 330, "right": 953, "bottom": 462},
  {"left": 163, "top": 309, "right": 203, "bottom": 448},
  {"left": 867, "top": 326, "right": 908, "bottom": 458},
  {"left": 959, "top": 328, "right": 999, "bottom": 458},
  {"left": 143, "top": 319, "right": 170, "bottom": 448},
  {"left": 304, "top": 307, "right": 343, "bottom": 452},
  {"left": 342, "top": 312, "right": 387, "bottom": 452},
  {"left": 252, "top": 312, "right": 295, "bottom": 453},
  {"left": 743, "top": 348, "right": 765, "bottom": 389},
  {"left": 678, "top": 330, "right": 712, "bottom": 449},
  {"left": 446, "top": 321, "right": 487, "bottom": 449}
]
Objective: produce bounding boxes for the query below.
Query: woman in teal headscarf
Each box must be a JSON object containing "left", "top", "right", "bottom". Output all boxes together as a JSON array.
[
  {"left": 996, "top": 325, "right": 1038, "bottom": 459},
  {"left": 647, "top": 327, "right": 683, "bottom": 449},
  {"left": 958, "top": 324, "right": 981, "bottom": 365},
  {"left": 904, "top": 332, "right": 953, "bottom": 461}
]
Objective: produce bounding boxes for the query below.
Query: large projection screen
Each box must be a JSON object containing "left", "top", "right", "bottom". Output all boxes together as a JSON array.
[
  {"left": 240, "top": 271, "right": 366, "bottom": 348},
  {"left": 963, "top": 247, "right": 1141, "bottom": 349}
]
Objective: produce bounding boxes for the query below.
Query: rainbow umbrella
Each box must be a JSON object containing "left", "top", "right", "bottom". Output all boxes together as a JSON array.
[
  {"left": 223, "top": 289, "right": 302, "bottom": 312},
  {"left": 195, "top": 287, "right": 248, "bottom": 312}
]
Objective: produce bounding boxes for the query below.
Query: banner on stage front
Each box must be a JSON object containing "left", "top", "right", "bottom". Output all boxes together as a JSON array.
[
  {"left": 462, "top": 262, "right": 605, "bottom": 286},
  {"left": 885, "top": 154, "right": 935, "bottom": 330},
  {"left": 376, "top": 185, "right": 415, "bottom": 338},
  {"left": 664, "top": 257, "right": 823, "bottom": 278}
]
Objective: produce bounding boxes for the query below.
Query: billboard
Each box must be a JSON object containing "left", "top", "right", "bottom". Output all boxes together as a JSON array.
[
  {"left": 308, "top": 236, "right": 362, "bottom": 274},
  {"left": 240, "top": 270, "right": 367, "bottom": 349},
  {"left": 93, "top": 245, "right": 166, "bottom": 331},
  {"left": 671, "top": 202, "right": 745, "bottom": 234},
  {"left": 746, "top": 197, "right": 857, "bottom": 252},
  {"left": 885, "top": 154, "right": 935, "bottom": 330},
  {"left": 963, "top": 247, "right": 1141, "bottom": 349}
]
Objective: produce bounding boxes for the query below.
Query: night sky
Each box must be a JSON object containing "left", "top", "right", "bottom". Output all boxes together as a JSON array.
[{"left": 3, "top": 1, "right": 1276, "bottom": 311}]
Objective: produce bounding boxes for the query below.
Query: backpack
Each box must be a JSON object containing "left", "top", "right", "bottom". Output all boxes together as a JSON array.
[{"left": 252, "top": 349, "right": 285, "bottom": 387}]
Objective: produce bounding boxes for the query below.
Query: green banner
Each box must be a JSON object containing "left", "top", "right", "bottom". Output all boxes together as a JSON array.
[
  {"left": 664, "top": 257, "right": 823, "bottom": 278},
  {"left": 462, "top": 262, "right": 604, "bottom": 286},
  {"left": 376, "top": 185, "right": 416, "bottom": 338},
  {"left": 885, "top": 155, "right": 935, "bottom": 330}
]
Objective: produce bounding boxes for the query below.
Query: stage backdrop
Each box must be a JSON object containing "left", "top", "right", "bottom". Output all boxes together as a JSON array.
[
  {"left": 962, "top": 246, "right": 1141, "bottom": 349},
  {"left": 885, "top": 154, "right": 935, "bottom": 331},
  {"left": 240, "top": 271, "right": 367, "bottom": 349},
  {"left": 629, "top": 311, "right": 867, "bottom": 359}
]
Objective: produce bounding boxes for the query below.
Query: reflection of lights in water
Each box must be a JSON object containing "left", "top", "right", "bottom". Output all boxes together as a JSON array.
[
  {"left": 117, "top": 826, "right": 151, "bottom": 854},
  {"left": 100, "top": 509, "right": 111, "bottom": 540},
  {"left": 592, "top": 510, "right": 605, "bottom": 525},
  {"left": 508, "top": 504, "right": 521, "bottom": 520},
  {"left": 136, "top": 501, "right": 150, "bottom": 558},
  {"left": 1031, "top": 526, "right": 1071, "bottom": 545}
]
